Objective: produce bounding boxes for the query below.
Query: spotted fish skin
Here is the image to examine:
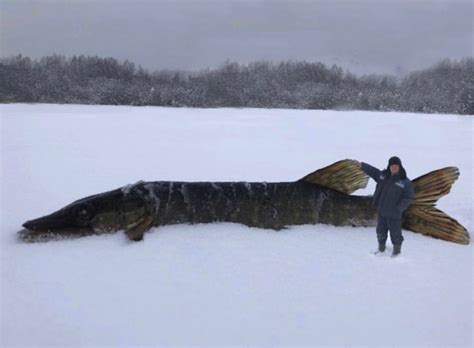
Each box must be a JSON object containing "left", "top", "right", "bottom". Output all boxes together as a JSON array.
[{"left": 128, "top": 180, "right": 377, "bottom": 231}]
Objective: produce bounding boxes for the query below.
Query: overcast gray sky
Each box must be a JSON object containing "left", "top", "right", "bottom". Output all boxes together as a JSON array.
[{"left": 1, "top": 0, "right": 472, "bottom": 75}]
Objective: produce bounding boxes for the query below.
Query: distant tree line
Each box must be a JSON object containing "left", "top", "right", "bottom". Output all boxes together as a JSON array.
[{"left": 0, "top": 54, "right": 472, "bottom": 115}]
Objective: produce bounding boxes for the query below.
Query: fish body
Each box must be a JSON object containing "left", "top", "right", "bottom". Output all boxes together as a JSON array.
[{"left": 21, "top": 180, "right": 376, "bottom": 242}]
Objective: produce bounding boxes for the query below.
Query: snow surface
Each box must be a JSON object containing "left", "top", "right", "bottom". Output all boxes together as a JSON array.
[{"left": 1, "top": 104, "right": 473, "bottom": 347}]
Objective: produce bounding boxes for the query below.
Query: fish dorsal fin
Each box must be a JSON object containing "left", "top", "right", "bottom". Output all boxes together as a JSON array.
[{"left": 299, "top": 159, "right": 369, "bottom": 194}]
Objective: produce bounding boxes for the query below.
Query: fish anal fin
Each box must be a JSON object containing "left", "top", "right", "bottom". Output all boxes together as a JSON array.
[{"left": 299, "top": 159, "right": 369, "bottom": 194}]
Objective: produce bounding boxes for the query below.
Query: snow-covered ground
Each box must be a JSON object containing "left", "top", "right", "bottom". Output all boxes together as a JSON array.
[{"left": 1, "top": 104, "right": 472, "bottom": 347}]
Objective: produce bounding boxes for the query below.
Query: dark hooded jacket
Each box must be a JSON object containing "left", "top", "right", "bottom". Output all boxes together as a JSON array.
[{"left": 361, "top": 162, "right": 414, "bottom": 219}]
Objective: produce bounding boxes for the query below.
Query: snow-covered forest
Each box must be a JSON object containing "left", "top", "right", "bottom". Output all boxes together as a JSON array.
[{"left": 1, "top": 55, "right": 472, "bottom": 115}]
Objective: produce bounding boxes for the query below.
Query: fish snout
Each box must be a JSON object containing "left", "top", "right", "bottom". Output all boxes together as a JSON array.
[
  {"left": 22, "top": 220, "right": 38, "bottom": 231},
  {"left": 22, "top": 214, "right": 65, "bottom": 232}
]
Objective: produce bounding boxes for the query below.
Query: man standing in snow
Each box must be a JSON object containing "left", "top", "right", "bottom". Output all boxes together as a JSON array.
[{"left": 356, "top": 157, "right": 414, "bottom": 257}]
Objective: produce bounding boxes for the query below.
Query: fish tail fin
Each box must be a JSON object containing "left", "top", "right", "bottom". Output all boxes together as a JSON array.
[
  {"left": 299, "top": 159, "right": 369, "bottom": 194},
  {"left": 402, "top": 167, "right": 469, "bottom": 245}
]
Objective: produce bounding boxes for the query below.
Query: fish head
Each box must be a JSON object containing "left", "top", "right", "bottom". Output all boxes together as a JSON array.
[{"left": 20, "top": 186, "right": 152, "bottom": 241}]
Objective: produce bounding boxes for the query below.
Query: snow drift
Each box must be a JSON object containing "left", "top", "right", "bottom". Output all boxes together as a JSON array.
[{"left": 1, "top": 104, "right": 472, "bottom": 347}]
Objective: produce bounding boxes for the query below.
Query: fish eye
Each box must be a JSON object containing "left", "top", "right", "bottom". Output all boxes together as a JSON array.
[
  {"left": 79, "top": 209, "right": 89, "bottom": 217},
  {"left": 75, "top": 204, "right": 95, "bottom": 220}
]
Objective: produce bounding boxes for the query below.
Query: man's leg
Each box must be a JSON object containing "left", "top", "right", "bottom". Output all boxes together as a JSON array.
[
  {"left": 376, "top": 215, "right": 388, "bottom": 252},
  {"left": 388, "top": 218, "right": 404, "bottom": 256}
]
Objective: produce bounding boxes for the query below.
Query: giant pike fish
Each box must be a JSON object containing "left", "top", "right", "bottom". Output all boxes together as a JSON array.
[{"left": 20, "top": 160, "right": 470, "bottom": 244}]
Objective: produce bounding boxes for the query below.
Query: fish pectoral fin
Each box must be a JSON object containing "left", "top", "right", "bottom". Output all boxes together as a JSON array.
[
  {"left": 125, "top": 215, "right": 154, "bottom": 242},
  {"left": 299, "top": 159, "right": 369, "bottom": 194}
]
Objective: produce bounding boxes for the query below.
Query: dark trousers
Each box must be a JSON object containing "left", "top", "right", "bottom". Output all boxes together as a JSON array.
[{"left": 376, "top": 215, "right": 404, "bottom": 245}]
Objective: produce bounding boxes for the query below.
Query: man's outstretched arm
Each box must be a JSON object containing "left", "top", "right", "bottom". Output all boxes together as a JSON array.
[{"left": 357, "top": 161, "right": 382, "bottom": 182}]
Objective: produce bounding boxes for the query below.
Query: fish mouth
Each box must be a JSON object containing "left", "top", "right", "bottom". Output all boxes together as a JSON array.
[
  {"left": 18, "top": 226, "right": 98, "bottom": 243},
  {"left": 20, "top": 216, "right": 92, "bottom": 242}
]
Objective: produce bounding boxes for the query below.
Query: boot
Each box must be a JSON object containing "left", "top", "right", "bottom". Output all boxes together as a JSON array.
[
  {"left": 378, "top": 241, "right": 386, "bottom": 252},
  {"left": 392, "top": 244, "right": 401, "bottom": 257}
]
